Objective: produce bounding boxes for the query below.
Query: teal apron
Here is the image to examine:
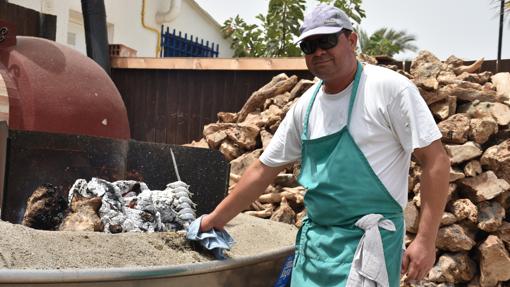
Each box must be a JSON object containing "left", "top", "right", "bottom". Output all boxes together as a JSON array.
[{"left": 291, "top": 62, "right": 404, "bottom": 287}]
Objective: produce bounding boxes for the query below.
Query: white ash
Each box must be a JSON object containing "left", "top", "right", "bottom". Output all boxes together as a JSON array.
[{"left": 67, "top": 178, "right": 197, "bottom": 233}]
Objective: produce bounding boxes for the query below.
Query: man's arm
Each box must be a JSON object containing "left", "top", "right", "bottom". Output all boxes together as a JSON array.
[
  {"left": 200, "top": 159, "right": 287, "bottom": 231},
  {"left": 402, "top": 139, "right": 450, "bottom": 281}
]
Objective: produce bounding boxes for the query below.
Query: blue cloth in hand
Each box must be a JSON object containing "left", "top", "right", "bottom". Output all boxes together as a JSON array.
[{"left": 186, "top": 215, "right": 235, "bottom": 260}]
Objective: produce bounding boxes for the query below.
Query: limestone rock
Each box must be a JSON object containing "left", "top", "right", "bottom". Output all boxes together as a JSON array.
[
  {"left": 217, "top": 112, "right": 237, "bottom": 123},
  {"left": 260, "top": 105, "right": 283, "bottom": 129},
  {"left": 464, "top": 160, "right": 482, "bottom": 177},
  {"left": 182, "top": 138, "right": 209, "bottom": 149},
  {"left": 491, "top": 72, "right": 510, "bottom": 100},
  {"left": 496, "top": 191, "right": 510, "bottom": 210},
  {"left": 224, "top": 123, "right": 260, "bottom": 150},
  {"left": 419, "top": 88, "right": 447, "bottom": 105},
  {"left": 430, "top": 99, "right": 451, "bottom": 121},
  {"left": 496, "top": 221, "right": 510, "bottom": 247},
  {"left": 260, "top": 129, "right": 273, "bottom": 150},
  {"left": 437, "top": 70, "right": 458, "bottom": 85},
  {"left": 479, "top": 235, "right": 510, "bottom": 287},
  {"left": 444, "top": 141, "right": 482, "bottom": 164},
  {"left": 219, "top": 140, "right": 243, "bottom": 161},
  {"left": 450, "top": 167, "right": 465, "bottom": 182},
  {"left": 405, "top": 202, "right": 420, "bottom": 233},
  {"left": 440, "top": 212, "right": 458, "bottom": 226},
  {"left": 438, "top": 113, "right": 470, "bottom": 144},
  {"left": 205, "top": 130, "right": 227, "bottom": 149},
  {"left": 436, "top": 224, "right": 476, "bottom": 252},
  {"left": 460, "top": 101, "right": 510, "bottom": 126},
  {"left": 439, "top": 82, "right": 498, "bottom": 103},
  {"left": 203, "top": 122, "right": 260, "bottom": 150},
  {"left": 481, "top": 140, "right": 510, "bottom": 183},
  {"left": 453, "top": 58, "right": 484, "bottom": 75},
  {"left": 229, "top": 148, "right": 263, "bottom": 176},
  {"left": 456, "top": 71, "right": 492, "bottom": 85},
  {"left": 447, "top": 96, "right": 457, "bottom": 117},
  {"left": 270, "top": 197, "right": 296, "bottom": 225},
  {"left": 459, "top": 171, "right": 510, "bottom": 202},
  {"left": 469, "top": 117, "right": 498, "bottom": 145},
  {"left": 289, "top": 79, "right": 315, "bottom": 101},
  {"left": 450, "top": 198, "right": 478, "bottom": 223},
  {"left": 411, "top": 51, "right": 442, "bottom": 90},
  {"left": 243, "top": 112, "right": 266, "bottom": 128},
  {"left": 237, "top": 74, "right": 297, "bottom": 122},
  {"left": 428, "top": 252, "right": 476, "bottom": 284},
  {"left": 264, "top": 92, "right": 291, "bottom": 109},
  {"left": 477, "top": 201, "right": 505, "bottom": 232},
  {"left": 444, "top": 55, "right": 464, "bottom": 69}
]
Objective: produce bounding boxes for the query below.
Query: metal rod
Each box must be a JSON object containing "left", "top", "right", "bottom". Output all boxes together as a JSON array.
[
  {"left": 170, "top": 148, "right": 181, "bottom": 182},
  {"left": 497, "top": 0, "right": 505, "bottom": 72}
]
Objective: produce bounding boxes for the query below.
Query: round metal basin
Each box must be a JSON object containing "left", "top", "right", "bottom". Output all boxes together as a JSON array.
[{"left": 0, "top": 246, "right": 294, "bottom": 287}]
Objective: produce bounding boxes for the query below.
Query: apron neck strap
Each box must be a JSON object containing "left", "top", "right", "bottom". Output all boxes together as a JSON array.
[
  {"left": 303, "top": 61, "right": 364, "bottom": 139},
  {"left": 347, "top": 61, "right": 363, "bottom": 126}
]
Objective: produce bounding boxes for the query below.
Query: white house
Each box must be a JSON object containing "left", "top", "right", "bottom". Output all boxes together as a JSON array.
[{"left": 7, "top": 0, "right": 234, "bottom": 58}]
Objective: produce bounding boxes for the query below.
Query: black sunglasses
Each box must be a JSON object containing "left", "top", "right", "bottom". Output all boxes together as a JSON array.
[{"left": 299, "top": 32, "right": 341, "bottom": 55}]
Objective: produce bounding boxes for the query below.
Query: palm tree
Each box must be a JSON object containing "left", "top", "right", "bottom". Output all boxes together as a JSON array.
[{"left": 357, "top": 27, "right": 418, "bottom": 58}]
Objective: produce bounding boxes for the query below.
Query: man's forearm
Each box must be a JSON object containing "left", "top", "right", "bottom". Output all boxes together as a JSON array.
[{"left": 202, "top": 160, "right": 286, "bottom": 230}]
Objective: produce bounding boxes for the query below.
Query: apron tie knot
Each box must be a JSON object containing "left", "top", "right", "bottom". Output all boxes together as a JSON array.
[{"left": 346, "top": 214, "right": 395, "bottom": 287}]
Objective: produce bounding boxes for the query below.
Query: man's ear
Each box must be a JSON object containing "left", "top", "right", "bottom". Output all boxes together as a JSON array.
[{"left": 349, "top": 32, "right": 358, "bottom": 51}]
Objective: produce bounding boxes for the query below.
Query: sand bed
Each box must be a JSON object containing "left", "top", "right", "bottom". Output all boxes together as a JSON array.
[{"left": 0, "top": 213, "right": 297, "bottom": 270}]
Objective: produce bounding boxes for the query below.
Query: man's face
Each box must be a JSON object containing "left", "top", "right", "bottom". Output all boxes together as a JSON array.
[{"left": 302, "top": 32, "right": 357, "bottom": 81}]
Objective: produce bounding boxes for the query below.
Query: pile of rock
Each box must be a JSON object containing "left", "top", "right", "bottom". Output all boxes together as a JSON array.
[{"left": 186, "top": 51, "right": 510, "bottom": 286}]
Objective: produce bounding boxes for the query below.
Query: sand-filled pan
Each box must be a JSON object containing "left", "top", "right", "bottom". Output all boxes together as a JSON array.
[
  {"left": 0, "top": 214, "right": 297, "bottom": 287},
  {"left": 0, "top": 247, "right": 293, "bottom": 287}
]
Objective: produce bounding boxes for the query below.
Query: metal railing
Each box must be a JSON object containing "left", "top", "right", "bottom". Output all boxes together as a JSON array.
[{"left": 160, "top": 26, "right": 219, "bottom": 58}]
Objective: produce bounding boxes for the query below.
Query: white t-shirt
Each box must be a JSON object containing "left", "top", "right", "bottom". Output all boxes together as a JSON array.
[{"left": 259, "top": 64, "right": 441, "bottom": 208}]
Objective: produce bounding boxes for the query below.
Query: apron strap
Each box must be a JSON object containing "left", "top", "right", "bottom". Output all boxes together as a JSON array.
[
  {"left": 302, "top": 82, "right": 322, "bottom": 140},
  {"left": 302, "top": 61, "right": 364, "bottom": 140},
  {"left": 347, "top": 61, "right": 363, "bottom": 127}
]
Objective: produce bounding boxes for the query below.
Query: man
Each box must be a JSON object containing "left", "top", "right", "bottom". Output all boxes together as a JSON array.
[{"left": 201, "top": 4, "right": 450, "bottom": 286}]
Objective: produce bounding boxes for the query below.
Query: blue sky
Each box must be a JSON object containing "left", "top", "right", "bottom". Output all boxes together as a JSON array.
[{"left": 195, "top": 0, "right": 510, "bottom": 61}]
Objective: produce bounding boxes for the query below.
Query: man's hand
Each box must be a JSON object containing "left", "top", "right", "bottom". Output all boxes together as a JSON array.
[
  {"left": 199, "top": 213, "right": 216, "bottom": 232},
  {"left": 401, "top": 236, "right": 436, "bottom": 282}
]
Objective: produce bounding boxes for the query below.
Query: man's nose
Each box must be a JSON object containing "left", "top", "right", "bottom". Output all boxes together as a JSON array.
[{"left": 312, "top": 46, "right": 326, "bottom": 56}]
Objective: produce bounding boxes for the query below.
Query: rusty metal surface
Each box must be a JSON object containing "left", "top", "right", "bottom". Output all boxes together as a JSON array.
[
  {"left": 111, "top": 68, "right": 314, "bottom": 145},
  {"left": 0, "top": 36, "right": 130, "bottom": 140},
  {"left": 1, "top": 129, "right": 228, "bottom": 224},
  {"left": 0, "top": 1, "right": 56, "bottom": 41}
]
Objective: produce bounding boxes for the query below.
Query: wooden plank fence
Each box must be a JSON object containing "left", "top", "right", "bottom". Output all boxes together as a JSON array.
[{"left": 0, "top": 0, "right": 56, "bottom": 40}]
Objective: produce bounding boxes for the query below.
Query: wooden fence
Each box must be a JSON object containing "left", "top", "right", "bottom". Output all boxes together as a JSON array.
[
  {"left": 0, "top": 0, "right": 56, "bottom": 40},
  {"left": 111, "top": 58, "right": 312, "bottom": 145}
]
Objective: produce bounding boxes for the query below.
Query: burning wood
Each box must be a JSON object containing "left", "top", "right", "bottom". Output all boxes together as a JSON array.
[
  {"left": 21, "top": 184, "right": 67, "bottom": 230},
  {"left": 22, "top": 178, "right": 198, "bottom": 233}
]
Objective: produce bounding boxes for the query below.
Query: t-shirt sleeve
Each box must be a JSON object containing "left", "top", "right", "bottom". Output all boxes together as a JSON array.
[
  {"left": 259, "top": 103, "right": 303, "bottom": 167},
  {"left": 388, "top": 84, "right": 442, "bottom": 152}
]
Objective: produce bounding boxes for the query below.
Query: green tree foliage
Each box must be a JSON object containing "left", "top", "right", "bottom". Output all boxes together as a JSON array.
[
  {"left": 357, "top": 28, "right": 417, "bottom": 57},
  {"left": 222, "top": 0, "right": 365, "bottom": 57},
  {"left": 318, "top": 0, "right": 365, "bottom": 25}
]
